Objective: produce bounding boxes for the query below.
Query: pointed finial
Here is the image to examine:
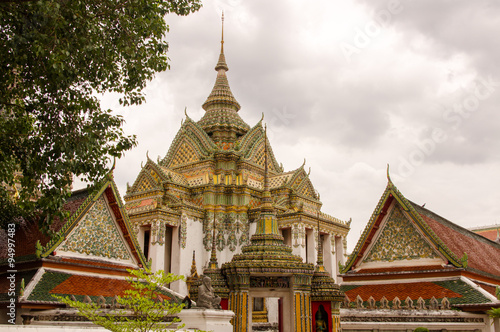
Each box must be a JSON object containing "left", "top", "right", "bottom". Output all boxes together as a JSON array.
[
  {"left": 184, "top": 107, "right": 188, "bottom": 116},
  {"left": 387, "top": 163, "right": 393, "bottom": 184},
  {"left": 261, "top": 112, "right": 264, "bottom": 121},
  {"left": 264, "top": 124, "right": 269, "bottom": 192},
  {"left": 308, "top": 167, "right": 311, "bottom": 176},
  {"left": 221, "top": 11, "right": 224, "bottom": 53},
  {"left": 111, "top": 157, "right": 116, "bottom": 172},
  {"left": 302, "top": 158, "right": 306, "bottom": 167},
  {"left": 146, "top": 150, "right": 150, "bottom": 160},
  {"left": 214, "top": 12, "right": 229, "bottom": 72}
]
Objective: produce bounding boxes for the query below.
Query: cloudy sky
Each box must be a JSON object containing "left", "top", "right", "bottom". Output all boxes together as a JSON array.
[{"left": 97, "top": 0, "right": 500, "bottom": 251}]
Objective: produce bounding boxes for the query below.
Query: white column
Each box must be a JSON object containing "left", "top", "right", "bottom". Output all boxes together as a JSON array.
[
  {"left": 306, "top": 228, "right": 316, "bottom": 264},
  {"left": 335, "top": 235, "right": 344, "bottom": 283},
  {"left": 291, "top": 225, "right": 306, "bottom": 260},
  {"left": 323, "top": 233, "right": 334, "bottom": 277},
  {"left": 493, "top": 317, "right": 500, "bottom": 332},
  {"left": 170, "top": 225, "right": 182, "bottom": 293},
  {"left": 149, "top": 242, "right": 165, "bottom": 272}
]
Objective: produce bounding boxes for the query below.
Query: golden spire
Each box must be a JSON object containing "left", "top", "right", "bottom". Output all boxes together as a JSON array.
[
  {"left": 215, "top": 11, "right": 228, "bottom": 72},
  {"left": 264, "top": 124, "right": 269, "bottom": 193},
  {"left": 221, "top": 11, "right": 224, "bottom": 53}
]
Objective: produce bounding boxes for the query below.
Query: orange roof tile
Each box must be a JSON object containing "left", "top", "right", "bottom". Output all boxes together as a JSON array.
[
  {"left": 415, "top": 205, "right": 500, "bottom": 279},
  {"left": 344, "top": 282, "right": 461, "bottom": 302}
]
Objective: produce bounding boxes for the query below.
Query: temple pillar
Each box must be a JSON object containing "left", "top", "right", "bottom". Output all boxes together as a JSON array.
[
  {"left": 493, "top": 316, "right": 500, "bottom": 332},
  {"left": 169, "top": 225, "right": 182, "bottom": 293},
  {"left": 230, "top": 290, "right": 250, "bottom": 332},
  {"left": 291, "top": 224, "right": 306, "bottom": 259},
  {"left": 323, "top": 233, "right": 334, "bottom": 277},
  {"left": 149, "top": 242, "right": 164, "bottom": 272},
  {"left": 334, "top": 235, "right": 344, "bottom": 283},
  {"left": 306, "top": 228, "right": 316, "bottom": 264},
  {"left": 294, "top": 291, "right": 311, "bottom": 332}
]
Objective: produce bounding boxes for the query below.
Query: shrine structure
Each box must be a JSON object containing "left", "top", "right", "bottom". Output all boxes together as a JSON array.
[{"left": 123, "top": 15, "right": 350, "bottom": 330}]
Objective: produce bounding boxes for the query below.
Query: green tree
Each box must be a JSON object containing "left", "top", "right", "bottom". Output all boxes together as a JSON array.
[
  {"left": 0, "top": 0, "right": 201, "bottom": 230},
  {"left": 56, "top": 268, "right": 187, "bottom": 332},
  {"left": 488, "top": 307, "right": 500, "bottom": 320}
]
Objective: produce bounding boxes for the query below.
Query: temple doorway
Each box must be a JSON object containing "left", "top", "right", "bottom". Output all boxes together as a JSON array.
[
  {"left": 251, "top": 296, "right": 280, "bottom": 332},
  {"left": 249, "top": 290, "right": 290, "bottom": 332}
]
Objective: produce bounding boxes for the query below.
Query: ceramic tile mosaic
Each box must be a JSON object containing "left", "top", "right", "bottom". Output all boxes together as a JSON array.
[
  {"left": 59, "top": 196, "right": 132, "bottom": 260},
  {"left": 364, "top": 205, "right": 438, "bottom": 262}
]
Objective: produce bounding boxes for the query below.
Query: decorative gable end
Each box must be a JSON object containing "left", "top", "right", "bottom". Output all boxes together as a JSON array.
[
  {"left": 160, "top": 117, "right": 217, "bottom": 168},
  {"left": 363, "top": 204, "right": 440, "bottom": 263},
  {"left": 58, "top": 195, "right": 133, "bottom": 262},
  {"left": 296, "top": 177, "right": 318, "bottom": 200},
  {"left": 134, "top": 172, "right": 161, "bottom": 193}
]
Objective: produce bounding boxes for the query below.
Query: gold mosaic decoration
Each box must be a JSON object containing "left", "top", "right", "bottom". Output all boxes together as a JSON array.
[
  {"left": 364, "top": 205, "right": 439, "bottom": 263},
  {"left": 170, "top": 141, "right": 199, "bottom": 167}
]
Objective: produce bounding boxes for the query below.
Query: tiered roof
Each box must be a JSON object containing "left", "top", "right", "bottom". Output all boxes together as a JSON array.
[{"left": 198, "top": 14, "right": 249, "bottom": 139}]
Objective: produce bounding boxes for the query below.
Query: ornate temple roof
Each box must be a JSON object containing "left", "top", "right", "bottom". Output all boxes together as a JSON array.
[
  {"left": 198, "top": 14, "right": 250, "bottom": 138},
  {"left": 343, "top": 169, "right": 500, "bottom": 282}
]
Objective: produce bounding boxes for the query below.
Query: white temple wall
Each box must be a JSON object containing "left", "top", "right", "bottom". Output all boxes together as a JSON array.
[{"left": 173, "top": 215, "right": 204, "bottom": 295}]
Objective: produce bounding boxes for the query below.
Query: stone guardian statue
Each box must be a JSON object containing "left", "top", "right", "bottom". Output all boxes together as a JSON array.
[{"left": 197, "top": 276, "right": 221, "bottom": 309}]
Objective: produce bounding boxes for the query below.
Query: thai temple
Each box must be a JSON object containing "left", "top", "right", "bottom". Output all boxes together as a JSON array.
[
  {"left": 339, "top": 171, "right": 500, "bottom": 331},
  {"left": 1, "top": 15, "right": 500, "bottom": 332},
  {"left": 123, "top": 14, "right": 349, "bottom": 331}
]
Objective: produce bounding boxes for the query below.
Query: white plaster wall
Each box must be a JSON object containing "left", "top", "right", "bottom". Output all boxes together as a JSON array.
[{"left": 175, "top": 216, "right": 204, "bottom": 295}]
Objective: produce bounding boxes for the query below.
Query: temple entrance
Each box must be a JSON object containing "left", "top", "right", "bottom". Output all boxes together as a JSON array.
[{"left": 249, "top": 290, "right": 290, "bottom": 332}]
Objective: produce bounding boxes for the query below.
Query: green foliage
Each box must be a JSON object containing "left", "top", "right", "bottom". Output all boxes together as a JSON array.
[
  {"left": 56, "top": 268, "right": 187, "bottom": 332},
  {"left": 0, "top": 0, "right": 201, "bottom": 230},
  {"left": 413, "top": 328, "right": 429, "bottom": 332},
  {"left": 487, "top": 307, "right": 500, "bottom": 320}
]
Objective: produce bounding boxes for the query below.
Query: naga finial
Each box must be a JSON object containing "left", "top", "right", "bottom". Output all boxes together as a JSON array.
[{"left": 387, "top": 163, "right": 393, "bottom": 184}]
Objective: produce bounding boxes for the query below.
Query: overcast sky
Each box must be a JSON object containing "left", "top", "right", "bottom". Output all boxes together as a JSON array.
[{"left": 96, "top": 0, "right": 500, "bottom": 251}]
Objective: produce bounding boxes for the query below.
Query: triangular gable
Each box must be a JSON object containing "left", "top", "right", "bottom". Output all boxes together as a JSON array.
[
  {"left": 160, "top": 116, "right": 217, "bottom": 168},
  {"left": 295, "top": 175, "right": 319, "bottom": 200},
  {"left": 238, "top": 121, "right": 282, "bottom": 173},
  {"left": 39, "top": 175, "right": 147, "bottom": 268},
  {"left": 362, "top": 204, "right": 441, "bottom": 264},
  {"left": 286, "top": 166, "right": 307, "bottom": 191},
  {"left": 129, "top": 167, "right": 162, "bottom": 193},
  {"left": 343, "top": 173, "right": 462, "bottom": 273}
]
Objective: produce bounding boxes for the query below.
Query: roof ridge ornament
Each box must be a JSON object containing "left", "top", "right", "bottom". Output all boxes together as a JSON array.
[{"left": 386, "top": 163, "right": 393, "bottom": 185}]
